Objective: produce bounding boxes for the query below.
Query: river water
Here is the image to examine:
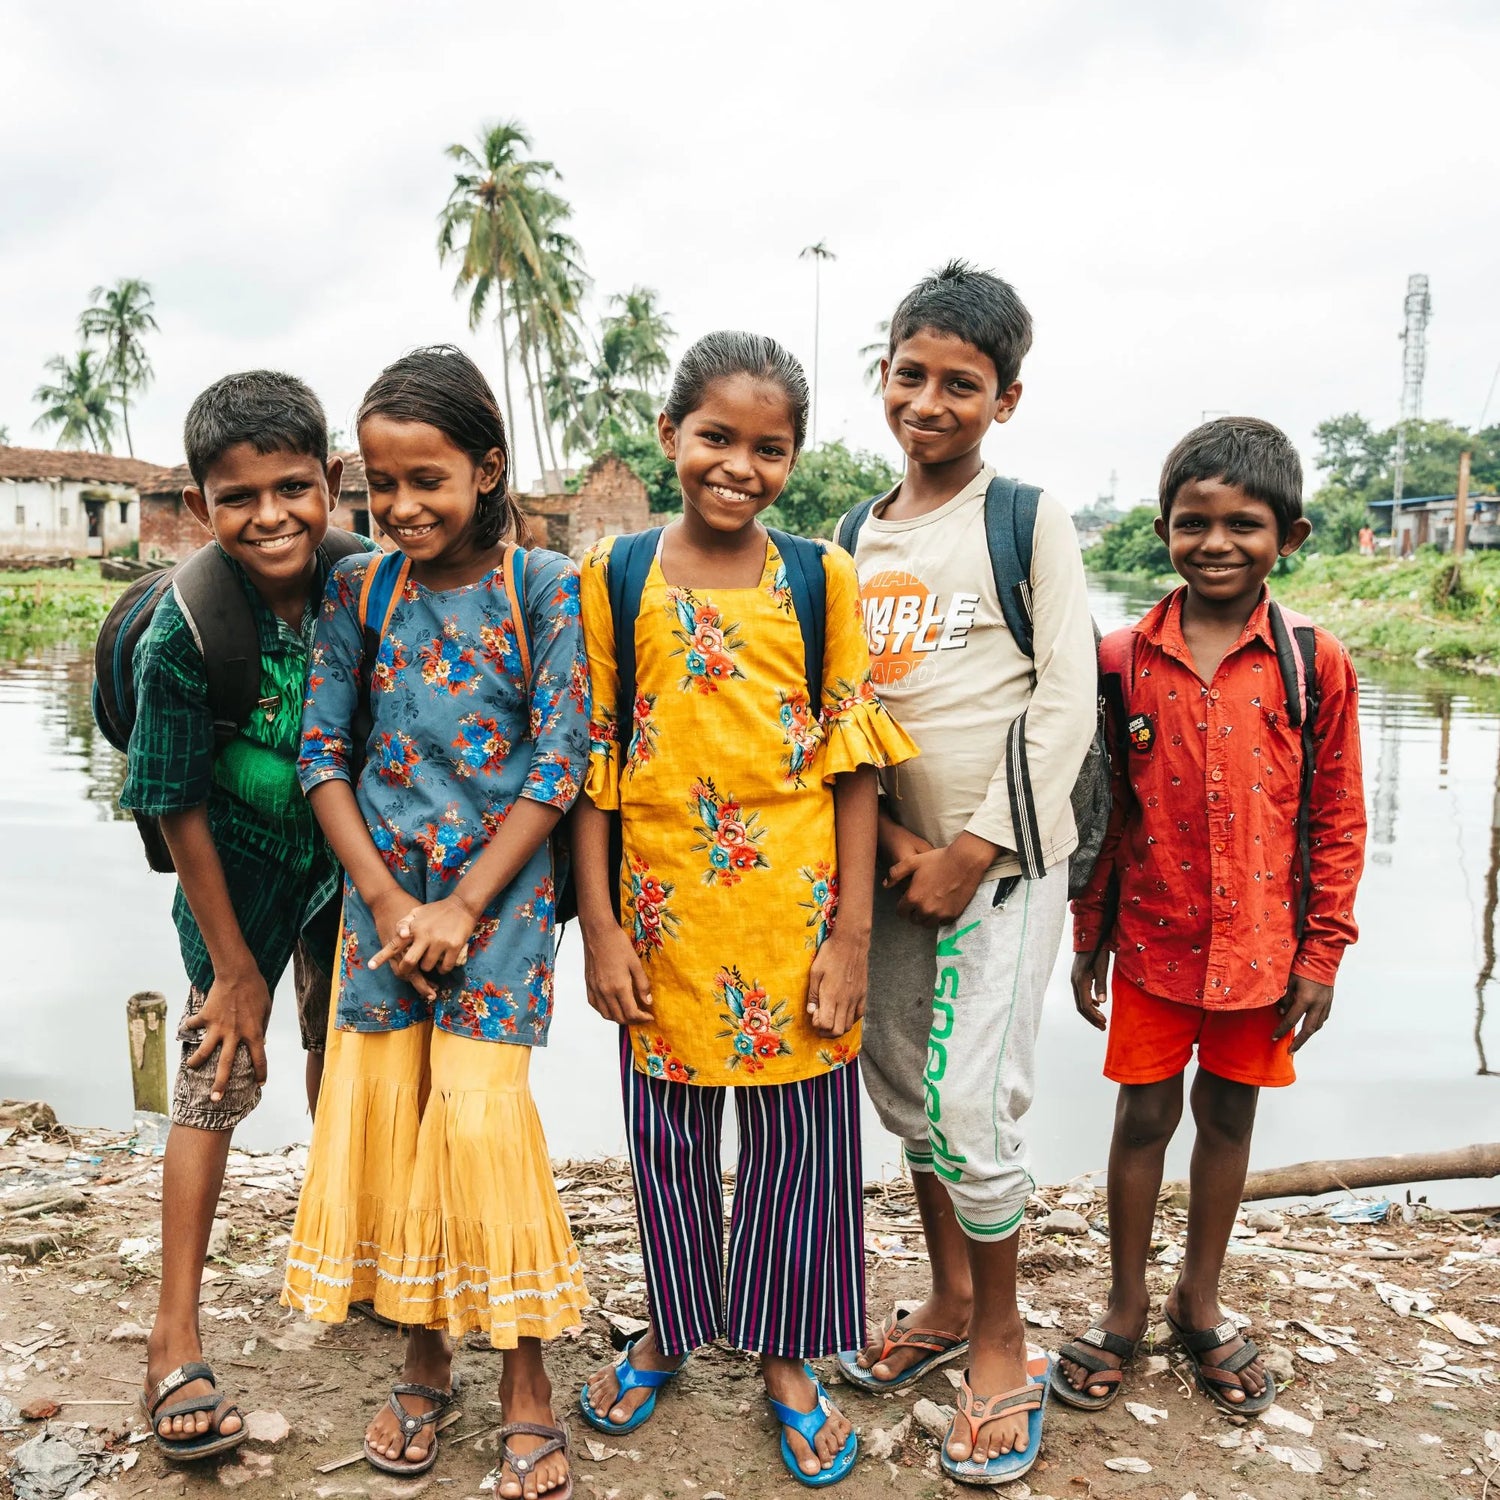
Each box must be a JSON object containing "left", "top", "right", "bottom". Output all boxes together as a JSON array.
[{"left": 3, "top": 576, "right": 1497, "bottom": 1199}]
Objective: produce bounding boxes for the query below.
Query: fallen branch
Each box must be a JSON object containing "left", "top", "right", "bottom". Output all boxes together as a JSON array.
[{"left": 1163, "top": 1143, "right": 1500, "bottom": 1204}]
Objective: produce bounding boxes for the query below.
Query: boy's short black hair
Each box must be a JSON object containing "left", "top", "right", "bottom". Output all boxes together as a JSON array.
[
  {"left": 888, "top": 259, "right": 1033, "bottom": 391},
  {"left": 184, "top": 370, "right": 328, "bottom": 489},
  {"left": 1159, "top": 417, "right": 1303, "bottom": 541}
]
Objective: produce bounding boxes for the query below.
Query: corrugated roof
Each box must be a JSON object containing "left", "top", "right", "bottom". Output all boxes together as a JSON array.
[{"left": 137, "top": 452, "right": 365, "bottom": 499}]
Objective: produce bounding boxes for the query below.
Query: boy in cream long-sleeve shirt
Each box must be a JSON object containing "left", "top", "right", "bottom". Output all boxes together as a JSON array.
[{"left": 835, "top": 261, "right": 1095, "bottom": 1488}]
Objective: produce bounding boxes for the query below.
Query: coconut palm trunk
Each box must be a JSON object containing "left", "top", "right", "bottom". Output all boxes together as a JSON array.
[{"left": 519, "top": 328, "right": 550, "bottom": 488}]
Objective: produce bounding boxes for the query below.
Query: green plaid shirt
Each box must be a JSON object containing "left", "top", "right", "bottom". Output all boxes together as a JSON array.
[{"left": 120, "top": 542, "right": 374, "bottom": 992}]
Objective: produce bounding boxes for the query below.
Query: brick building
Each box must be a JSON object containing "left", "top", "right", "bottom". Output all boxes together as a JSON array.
[{"left": 0, "top": 447, "right": 168, "bottom": 557}]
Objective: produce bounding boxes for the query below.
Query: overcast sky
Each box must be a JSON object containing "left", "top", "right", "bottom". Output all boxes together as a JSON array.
[{"left": 2, "top": 1, "right": 1497, "bottom": 508}]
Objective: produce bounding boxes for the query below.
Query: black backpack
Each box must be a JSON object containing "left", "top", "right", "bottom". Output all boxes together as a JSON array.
[
  {"left": 836, "top": 477, "right": 1111, "bottom": 901},
  {"left": 92, "top": 530, "right": 369, "bottom": 872}
]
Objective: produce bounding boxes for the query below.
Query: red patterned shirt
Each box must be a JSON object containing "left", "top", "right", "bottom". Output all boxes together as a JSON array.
[{"left": 1072, "top": 588, "right": 1366, "bottom": 1009}]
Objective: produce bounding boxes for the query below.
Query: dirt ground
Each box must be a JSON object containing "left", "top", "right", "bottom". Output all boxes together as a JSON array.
[{"left": 2, "top": 1104, "right": 1497, "bottom": 1500}]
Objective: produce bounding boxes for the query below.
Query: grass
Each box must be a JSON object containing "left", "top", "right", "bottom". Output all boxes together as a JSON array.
[{"left": 0, "top": 561, "right": 127, "bottom": 653}]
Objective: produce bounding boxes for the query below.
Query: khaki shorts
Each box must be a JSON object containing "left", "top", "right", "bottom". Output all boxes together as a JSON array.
[{"left": 170, "top": 941, "right": 333, "bottom": 1131}]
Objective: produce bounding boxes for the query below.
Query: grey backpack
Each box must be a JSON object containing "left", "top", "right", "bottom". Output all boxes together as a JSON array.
[{"left": 837, "top": 477, "right": 1110, "bottom": 901}]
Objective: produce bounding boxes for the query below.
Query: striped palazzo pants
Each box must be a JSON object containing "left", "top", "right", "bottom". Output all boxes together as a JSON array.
[{"left": 619, "top": 1032, "right": 866, "bottom": 1360}]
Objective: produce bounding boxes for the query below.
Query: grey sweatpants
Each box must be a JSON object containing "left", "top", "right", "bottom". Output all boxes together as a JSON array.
[{"left": 862, "top": 864, "right": 1067, "bottom": 1240}]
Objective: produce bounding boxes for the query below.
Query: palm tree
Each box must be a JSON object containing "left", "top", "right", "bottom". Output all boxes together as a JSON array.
[
  {"left": 859, "top": 319, "right": 891, "bottom": 395},
  {"left": 33, "top": 350, "right": 118, "bottom": 452},
  {"left": 78, "top": 278, "right": 158, "bottom": 457},
  {"left": 553, "top": 289, "right": 674, "bottom": 457},
  {"left": 799, "top": 241, "right": 837, "bottom": 445},
  {"left": 437, "top": 121, "right": 563, "bottom": 483},
  {"left": 0, "top": 423, "right": 10, "bottom": 445}
]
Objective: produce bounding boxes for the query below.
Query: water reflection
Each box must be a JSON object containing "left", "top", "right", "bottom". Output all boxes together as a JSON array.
[{"left": 4, "top": 588, "right": 1498, "bottom": 1196}]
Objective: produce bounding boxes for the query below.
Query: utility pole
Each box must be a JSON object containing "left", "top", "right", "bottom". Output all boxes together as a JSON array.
[
  {"left": 1392, "top": 273, "right": 1432, "bottom": 503},
  {"left": 800, "top": 241, "right": 836, "bottom": 447},
  {"left": 1454, "top": 449, "right": 1472, "bottom": 559}
]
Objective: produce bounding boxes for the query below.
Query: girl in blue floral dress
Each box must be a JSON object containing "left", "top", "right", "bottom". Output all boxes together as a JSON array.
[{"left": 283, "top": 348, "right": 587, "bottom": 1497}]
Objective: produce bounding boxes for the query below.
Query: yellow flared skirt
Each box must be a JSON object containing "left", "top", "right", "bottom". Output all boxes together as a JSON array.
[{"left": 281, "top": 1022, "right": 589, "bottom": 1348}]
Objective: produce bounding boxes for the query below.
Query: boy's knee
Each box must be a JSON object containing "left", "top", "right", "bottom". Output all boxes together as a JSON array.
[
  {"left": 1191, "top": 1071, "right": 1258, "bottom": 1145},
  {"left": 1115, "top": 1082, "right": 1182, "bottom": 1149}
]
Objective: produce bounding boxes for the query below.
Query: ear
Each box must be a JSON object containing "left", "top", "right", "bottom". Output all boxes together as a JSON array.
[
  {"left": 656, "top": 410, "right": 678, "bottom": 460},
  {"left": 1153, "top": 514, "right": 1169, "bottom": 545},
  {"left": 991, "top": 380, "right": 1023, "bottom": 428},
  {"left": 182, "top": 486, "right": 212, "bottom": 536},
  {"left": 878, "top": 356, "right": 891, "bottom": 392},
  {"left": 1280, "top": 516, "right": 1313, "bottom": 557},
  {"left": 477, "top": 445, "right": 506, "bottom": 495},
  {"left": 325, "top": 456, "right": 344, "bottom": 505}
]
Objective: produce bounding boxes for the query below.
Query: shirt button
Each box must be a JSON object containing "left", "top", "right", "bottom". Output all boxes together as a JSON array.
[
  {"left": 1209, "top": 688, "right": 1220, "bottom": 701},
  {"left": 1211, "top": 768, "right": 1223, "bottom": 782},
  {"left": 1215, "top": 842, "right": 1225, "bottom": 852}
]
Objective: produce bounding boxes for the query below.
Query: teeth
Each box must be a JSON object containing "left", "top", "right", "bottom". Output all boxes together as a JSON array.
[
  {"left": 393, "top": 523, "right": 437, "bottom": 538},
  {"left": 707, "top": 484, "right": 753, "bottom": 503},
  {"left": 248, "top": 534, "right": 299, "bottom": 550}
]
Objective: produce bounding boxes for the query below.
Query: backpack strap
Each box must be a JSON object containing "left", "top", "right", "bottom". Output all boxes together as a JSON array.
[
  {"left": 351, "top": 549, "right": 411, "bottom": 768},
  {"left": 606, "top": 528, "right": 664, "bottom": 756},
  {"left": 765, "top": 528, "right": 827, "bottom": 711},
  {"left": 983, "top": 476, "right": 1043, "bottom": 660},
  {"left": 171, "top": 545, "right": 261, "bottom": 751},
  {"left": 1097, "top": 628, "right": 1138, "bottom": 777},
  {"left": 834, "top": 496, "right": 881, "bottom": 557},
  {"left": 499, "top": 543, "right": 533, "bottom": 697},
  {"left": 1269, "top": 601, "right": 1320, "bottom": 937}
]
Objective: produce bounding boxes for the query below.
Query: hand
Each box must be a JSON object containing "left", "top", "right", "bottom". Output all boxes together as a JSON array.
[
  {"left": 182, "top": 966, "right": 272, "bottom": 1103},
  {"left": 367, "top": 888, "right": 437, "bottom": 1002},
  {"left": 877, "top": 813, "right": 933, "bottom": 877},
  {"left": 1071, "top": 948, "right": 1111, "bottom": 1030},
  {"left": 1273, "top": 975, "right": 1334, "bottom": 1052},
  {"left": 807, "top": 930, "right": 868, "bottom": 1039},
  {"left": 582, "top": 923, "right": 654, "bottom": 1025},
  {"left": 390, "top": 895, "right": 480, "bottom": 975},
  {"left": 889, "top": 832, "right": 996, "bottom": 927}
]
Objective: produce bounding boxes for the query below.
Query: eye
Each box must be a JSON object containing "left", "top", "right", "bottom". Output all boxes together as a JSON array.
[
  {"left": 700, "top": 432, "right": 727, "bottom": 445},
  {"left": 280, "top": 481, "right": 311, "bottom": 495},
  {"left": 415, "top": 478, "right": 443, "bottom": 490},
  {"left": 950, "top": 379, "right": 977, "bottom": 393},
  {"left": 758, "top": 445, "right": 787, "bottom": 459}
]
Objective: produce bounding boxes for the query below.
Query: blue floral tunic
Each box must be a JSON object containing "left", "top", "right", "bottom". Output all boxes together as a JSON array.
[{"left": 298, "top": 549, "right": 589, "bottom": 1046}]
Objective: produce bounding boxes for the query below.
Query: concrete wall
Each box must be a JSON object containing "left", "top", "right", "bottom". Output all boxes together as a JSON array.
[{"left": 0, "top": 477, "right": 139, "bottom": 556}]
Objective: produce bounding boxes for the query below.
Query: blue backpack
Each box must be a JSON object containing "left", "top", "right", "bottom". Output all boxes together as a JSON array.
[
  {"left": 597, "top": 526, "right": 828, "bottom": 916},
  {"left": 836, "top": 476, "right": 1111, "bottom": 900}
]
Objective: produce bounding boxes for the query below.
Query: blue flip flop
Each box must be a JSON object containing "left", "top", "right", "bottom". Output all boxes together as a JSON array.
[
  {"left": 578, "top": 1337, "right": 685, "bottom": 1435},
  {"left": 768, "top": 1365, "right": 859, "bottom": 1488},
  {"left": 940, "top": 1350, "right": 1052, "bottom": 1488}
]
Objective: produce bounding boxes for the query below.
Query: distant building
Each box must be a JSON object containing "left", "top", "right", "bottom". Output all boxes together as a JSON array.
[
  {"left": 137, "top": 449, "right": 653, "bottom": 563},
  {"left": 1368, "top": 493, "right": 1500, "bottom": 555},
  {"left": 0, "top": 446, "right": 168, "bottom": 557}
]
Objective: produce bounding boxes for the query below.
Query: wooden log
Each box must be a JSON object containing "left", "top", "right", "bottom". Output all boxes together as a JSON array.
[
  {"left": 126, "top": 991, "right": 169, "bottom": 1116},
  {"left": 1164, "top": 1143, "right": 1500, "bottom": 1204}
]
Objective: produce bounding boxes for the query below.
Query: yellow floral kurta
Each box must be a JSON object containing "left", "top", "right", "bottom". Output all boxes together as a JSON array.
[{"left": 582, "top": 534, "right": 917, "bottom": 1086}]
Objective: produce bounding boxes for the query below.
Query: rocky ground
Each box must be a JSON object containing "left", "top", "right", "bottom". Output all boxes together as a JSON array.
[{"left": 1, "top": 1102, "right": 1497, "bottom": 1500}]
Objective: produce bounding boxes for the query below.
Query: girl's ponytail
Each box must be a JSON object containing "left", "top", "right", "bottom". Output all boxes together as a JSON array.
[{"left": 357, "top": 345, "right": 534, "bottom": 548}]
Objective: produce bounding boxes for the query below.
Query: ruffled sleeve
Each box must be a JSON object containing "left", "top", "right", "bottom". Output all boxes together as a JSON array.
[
  {"left": 816, "top": 544, "right": 919, "bottom": 784},
  {"left": 580, "top": 538, "right": 622, "bottom": 811}
]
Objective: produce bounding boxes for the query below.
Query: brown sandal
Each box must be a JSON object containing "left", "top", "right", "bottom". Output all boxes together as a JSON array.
[
  {"left": 363, "top": 1381, "right": 459, "bottom": 1476},
  {"left": 1049, "top": 1324, "right": 1140, "bottom": 1411},
  {"left": 498, "top": 1419, "right": 572, "bottom": 1500}
]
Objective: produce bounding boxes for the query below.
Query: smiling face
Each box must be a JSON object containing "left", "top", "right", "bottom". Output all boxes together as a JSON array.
[
  {"left": 186, "top": 443, "right": 337, "bottom": 588},
  {"left": 1156, "top": 477, "right": 1311, "bottom": 607},
  {"left": 359, "top": 415, "right": 503, "bottom": 566},
  {"left": 658, "top": 374, "right": 798, "bottom": 535},
  {"left": 881, "top": 328, "right": 1020, "bottom": 467}
]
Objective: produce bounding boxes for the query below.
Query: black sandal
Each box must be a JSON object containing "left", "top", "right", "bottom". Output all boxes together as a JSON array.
[
  {"left": 1163, "top": 1310, "right": 1277, "bottom": 1415},
  {"left": 139, "top": 1362, "right": 247, "bottom": 1463},
  {"left": 1050, "top": 1325, "right": 1140, "bottom": 1411},
  {"left": 363, "top": 1381, "right": 459, "bottom": 1476},
  {"left": 498, "top": 1419, "right": 573, "bottom": 1500}
]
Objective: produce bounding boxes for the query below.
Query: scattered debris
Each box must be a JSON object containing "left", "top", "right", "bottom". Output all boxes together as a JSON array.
[
  {"left": 1267, "top": 1443, "right": 1323, "bottom": 1474},
  {"left": 910, "top": 1399, "right": 952, "bottom": 1440},
  {"left": 1104, "top": 1455, "right": 1153, "bottom": 1473},
  {"left": 1034, "top": 1209, "right": 1090, "bottom": 1236},
  {"left": 1124, "top": 1401, "right": 1168, "bottom": 1425}
]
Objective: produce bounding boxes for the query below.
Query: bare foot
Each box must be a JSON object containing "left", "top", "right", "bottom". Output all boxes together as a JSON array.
[
  {"left": 583, "top": 1325, "right": 679, "bottom": 1428},
  {"left": 364, "top": 1329, "right": 453, "bottom": 1468},
  {"left": 1165, "top": 1286, "right": 1268, "bottom": 1403},
  {"left": 762, "top": 1356, "right": 851, "bottom": 1478},
  {"left": 143, "top": 1324, "right": 242, "bottom": 1443},
  {"left": 499, "top": 1345, "right": 570, "bottom": 1499},
  {"left": 1056, "top": 1301, "right": 1149, "bottom": 1399},
  {"left": 855, "top": 1291, "right": 971, "bottom": 1384},
  {"left": 946, "top": 1320, "right": 1031, "bottom": 1465}
]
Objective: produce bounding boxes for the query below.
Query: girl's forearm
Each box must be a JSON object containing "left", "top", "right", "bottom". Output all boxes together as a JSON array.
[
  {"left": 832, "top": 764, "right": 878, "bottom": 940},
  {"left": 453, "top": 798, "right": 562, "bottom": 918},
  {"left": 570, "top": 794, "right": 619, "bottom": 939},
  {"left": 308, "top": 779, "right": 405, "bottom": 908}
]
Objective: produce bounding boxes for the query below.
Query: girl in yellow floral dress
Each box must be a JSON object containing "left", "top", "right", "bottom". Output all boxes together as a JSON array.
[{"left": 570, "top": 332, "right": 917, "bottom": 1487}]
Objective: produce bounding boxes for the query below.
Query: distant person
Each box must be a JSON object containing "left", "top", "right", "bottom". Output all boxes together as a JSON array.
[
  {"left": 1358, "top": 524, "right": 1376, "bottom": 557},
  {"left": 571, "top": 332, "right": 916, "bottom": 1487},
  {"left": 833, "top": 261, "right": 1097, "bottom": 1488},
  {"left": 280, "top": 347, "right": 589, "bottom": 1494},
  {"left": 123, "top": 372, "right": 374, "bottom": 1460},
  {"left": 1058, "top": 418, "right": 1367, "bottom": 1417}
]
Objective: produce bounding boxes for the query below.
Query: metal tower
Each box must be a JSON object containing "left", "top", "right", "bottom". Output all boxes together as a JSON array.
[{"left": 1392, "top": 273, "right": 1432, "bottom": 501}]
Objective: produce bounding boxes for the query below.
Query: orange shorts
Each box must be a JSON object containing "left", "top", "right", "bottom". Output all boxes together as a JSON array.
[{"left": 1103, "top": 972, "right": 1295, "bottom": 1089}]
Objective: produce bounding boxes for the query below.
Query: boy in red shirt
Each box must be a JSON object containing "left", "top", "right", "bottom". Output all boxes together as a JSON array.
[{"left": 1058, "top": 418, "right": 1366, "bottom": 1416}]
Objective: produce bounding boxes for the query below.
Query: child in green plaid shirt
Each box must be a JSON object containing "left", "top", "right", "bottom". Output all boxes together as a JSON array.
[{"left": 121, "top": 371, "right": 374, "bottom": 1462}]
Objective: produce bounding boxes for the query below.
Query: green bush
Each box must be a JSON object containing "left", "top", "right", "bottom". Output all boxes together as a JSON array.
[{"left": 1084, "top": 505, "right": 1171, "bottom": 576}]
